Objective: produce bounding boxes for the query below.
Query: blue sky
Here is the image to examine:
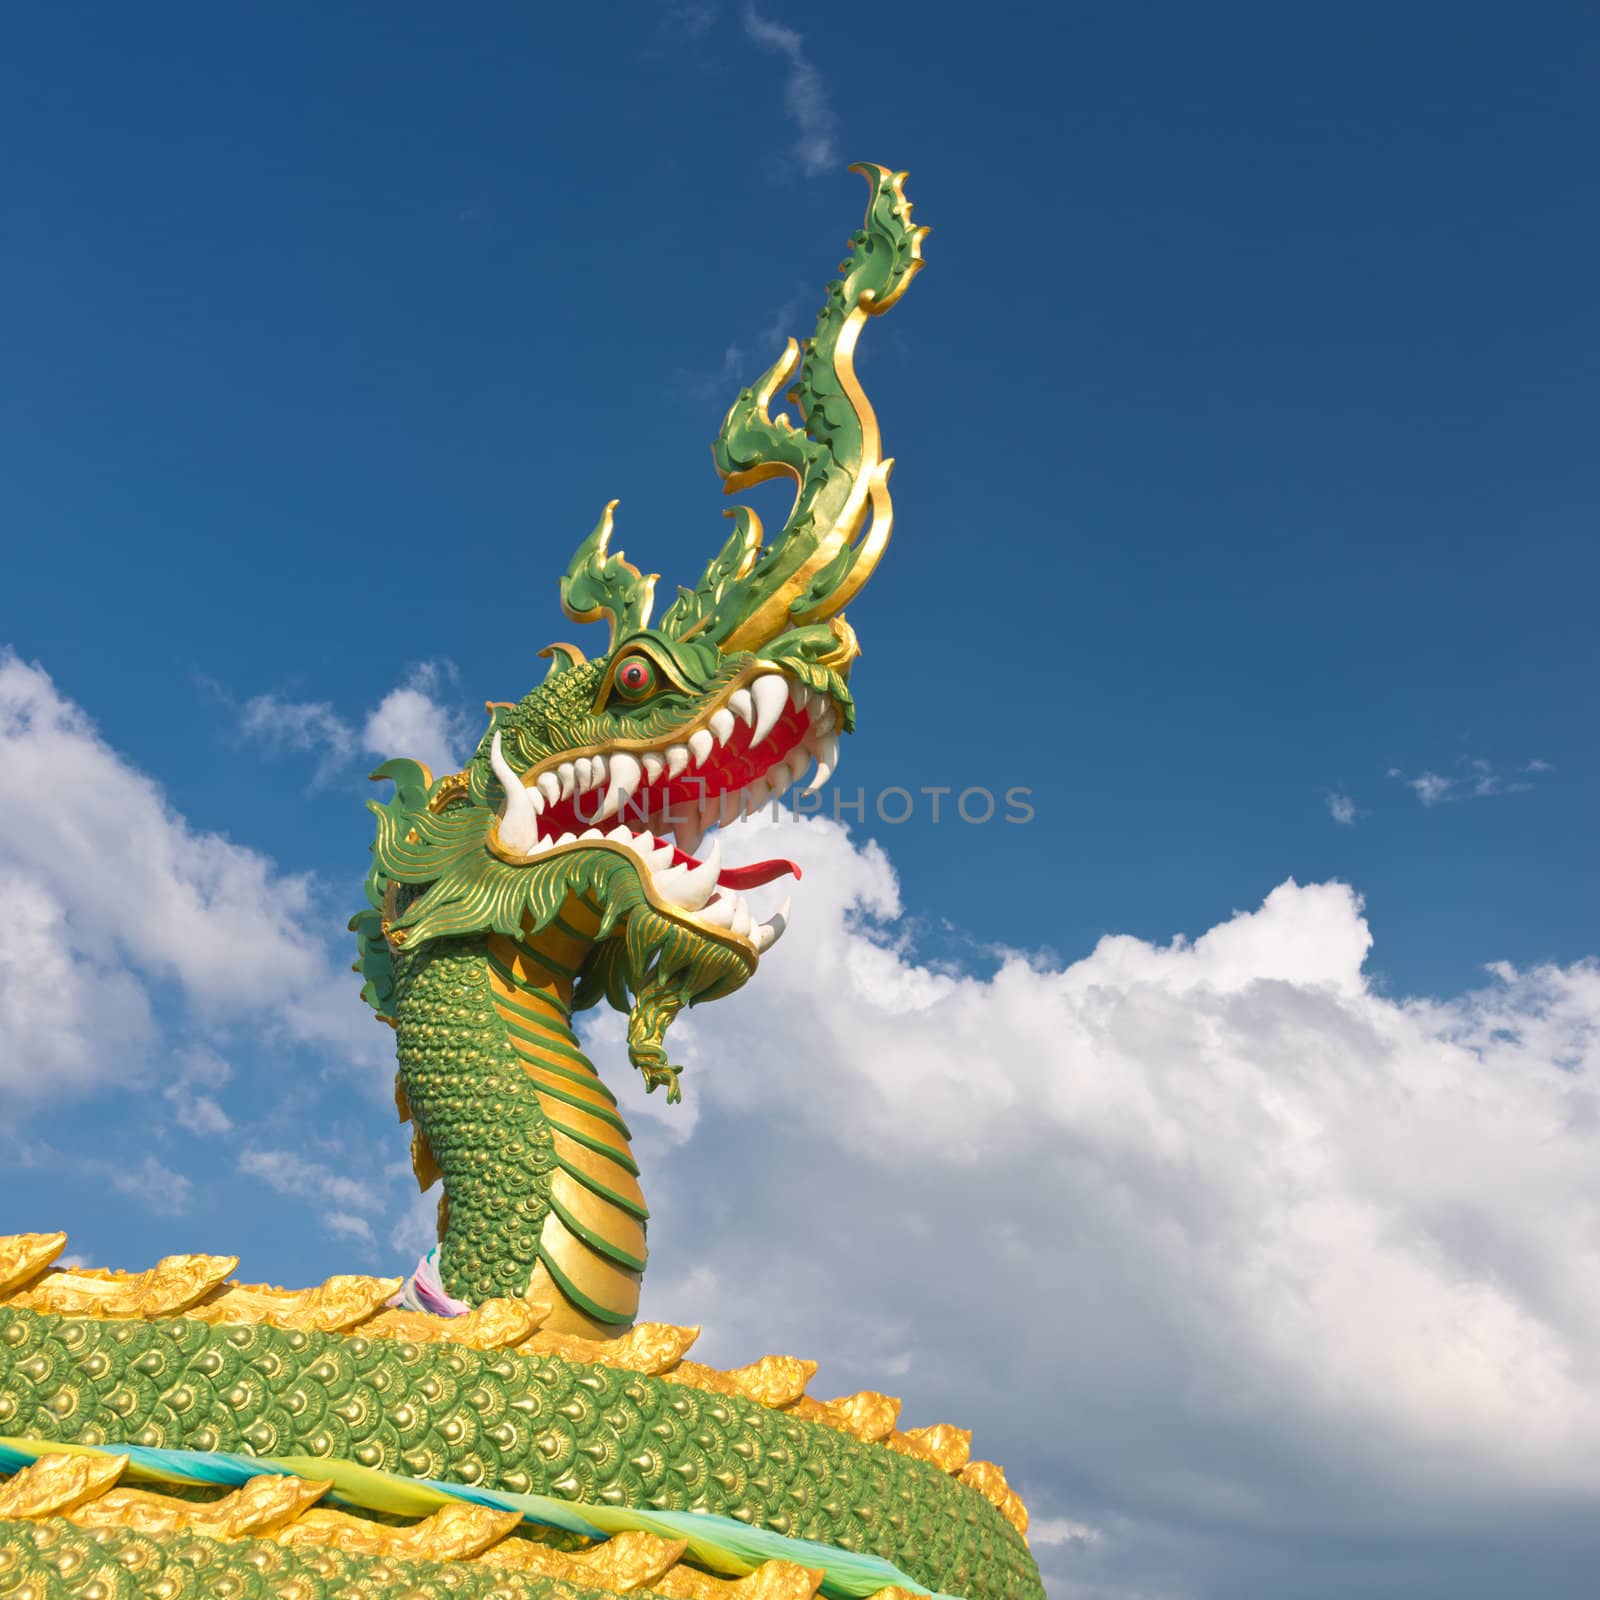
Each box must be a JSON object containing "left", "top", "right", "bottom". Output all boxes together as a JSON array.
[{"left": 2, "top": 6, "right": 1598, "bottom": 1599}]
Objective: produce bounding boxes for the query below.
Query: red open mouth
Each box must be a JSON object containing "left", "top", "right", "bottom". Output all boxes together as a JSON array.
[{"left": 494, "top": 672, "right": 840, "bottom": 950}]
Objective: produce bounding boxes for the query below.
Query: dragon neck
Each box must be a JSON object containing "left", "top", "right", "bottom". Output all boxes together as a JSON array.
[{"left": 395, "top": 894, "right": 649, "bottom": 1338}]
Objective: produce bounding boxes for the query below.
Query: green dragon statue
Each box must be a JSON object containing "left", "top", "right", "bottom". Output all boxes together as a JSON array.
[
  {"left": 0, "top": 167, "right": 1046, "bottom": 1600},
  {"left": 350, "top": 162, "right": 925, "bottom": 1339}
]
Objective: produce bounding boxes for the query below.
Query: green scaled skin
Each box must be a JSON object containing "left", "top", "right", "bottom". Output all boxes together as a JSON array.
[
  {"left": 349, "top": 166, "right": 926, "bottom": 1335},
  {"left": 0, "top": 1516, "right": 622, "bottom": 1600},
  {"left": 0, "top": 166, "right": 1048, "bottom": 1600},
  {"left": 0, "top": 1306, "right": 1046, "bottom": 1600}
]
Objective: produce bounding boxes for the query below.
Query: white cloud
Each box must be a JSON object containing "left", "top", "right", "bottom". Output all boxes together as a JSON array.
[
  {"left": 0, "top": 870, "right": 154, "bottom": 1101},
  {"left": 360, "top": 660, "right": 475, "bottom": 777},
  {"left": 742, "top": 8, "right": 837, "bottom": 176},
  {"left": 238, "top": 1147, "right": 385, "bottom": 1216},
  {"left": 87, "top": 1155, "right": 193, "bottom": 1217},
  {"left": 237, "top": 693, "right": 354, "bottom": 784},
  {"left": 389, "top": 1185, "right": 442, "bottom": 1262},
  {"left": 611, "top": 813, "right": 1600, "bottom": 1591},
  {"left": 163, "top": 1047, "right": 234, "bottom": 1137},
  {"left": 324, "top": 1211, "right": 378, "bottom": 1247},
  {"left": 0, "top": 651, "right": 387, "bottom": 1107},
  {"left": 1389, "top": 756, "right": 1544, "bottom": 807},
  {"left": 1033, "top": 1518, "right": 1105, "bottom": 1549},
  {"left": 227, "top": 659, "right": 475, "bottom": 784},
  {"left": 1326, "top": 791, "right": 1357, "bottom": 825}
]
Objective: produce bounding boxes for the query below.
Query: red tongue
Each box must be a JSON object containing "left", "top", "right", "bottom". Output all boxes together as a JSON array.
[
  {"left": 669, "top": 849, "right": 802, "bottom": 890},
  {"left": 718, "top": 857, "right": 803, "bottom": 890}
]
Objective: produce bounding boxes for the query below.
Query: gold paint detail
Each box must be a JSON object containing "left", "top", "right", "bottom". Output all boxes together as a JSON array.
[
  {"left": 9, "top": 1254, "right": 238, "bottom": 1319},
  {"left": 885, "top": 1422, "right": 972, "bottom": 1474},
  {"left": 538, "top": 641, "right": 588, "bottom": 671},
  {"left": 518, "top": 1320, "right": 700, "bottom": 1375},
  {"left": 816, "top": 614, "right": 861, "bottom": 674},
  {"left": 410, "top": 1122, "right": 443, "bottom": 1191},
  {"left": 958, "top": 1459, "right": 1030, "bottom": 1536},
  {"left": 536, "top": 1208, "right": 642, "bottom": 1317},
  {"left": 652, "top": 1557, "right": 826, "bottom": 1600},
  {"left": 188, "top": 1275, "right": 404, "bottom": 1334},
  {"left": 362, "top": 1296, "right": 552, "bottom": 1349},
  {"left": 787, "top": 1389, "right": 901, "bottom": 1444},
  {"left": 277, "top": 1501, "right": 523, "bottom": 1561},
  {"left": 665, "top": 1354, "right": 818, "bottom": 1409},
  {"left": 481, "top": 1526, "right": 686, "bottom": 1586},
  {"left": 427, "top": 770, "right": 473, "bottom": 813},
  {"left": 0, "top": 1451, "right": 129, "bottom": 1521},
  {"left": 0, "top": 1232, "right": 67, "bottom": 1297}
]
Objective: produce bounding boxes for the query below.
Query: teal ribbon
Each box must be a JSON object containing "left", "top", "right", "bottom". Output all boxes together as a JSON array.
[{"left": 0, "top": 1436, "right": 962, "bottom": 1600}]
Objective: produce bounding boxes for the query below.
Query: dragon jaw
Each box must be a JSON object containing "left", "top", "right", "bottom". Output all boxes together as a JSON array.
[{"left": 487, "top": 660, "right": 842, "bottom": 961}]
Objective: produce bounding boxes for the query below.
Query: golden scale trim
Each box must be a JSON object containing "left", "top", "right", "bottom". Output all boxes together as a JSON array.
[
  {"left": 0, "top": 1447, "right": 909, "bottom": 1600},
  {"left": 0, "top": 1233, "right": 1029, "bottom": 1538}
]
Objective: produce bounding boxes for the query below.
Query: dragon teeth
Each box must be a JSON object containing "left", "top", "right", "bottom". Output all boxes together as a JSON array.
[
  {"left": 806, "top": 731, "right": 839, "bottom": 794},
  {"left": 537, "top": 771, "right": 561, "bottom": 806},
  {"left": 666, "top": 743, "right": 690, "bottom": 778},
  {"left": 699, "top": 893, "right": 737, "bottom": 930},
  {"left": 642, "top": 751, "right": 666, "bottom": 784},
  {"left": 557, "top": 762, "right": 576, "bottom": 802},
  {"left": 753, "top": 896, "right": 791, "bottom": 953},
  {"left": 787, "top": 679, "right": 807, "bottom": 712},
  {"left": 750, "top": 675, "right": 790, "bottom": 746},
  {"left": 727, "top": 687, "right": 755, "bottom": 728},
  {"left": 672, "top": 814, "right": 704, "bottom": 857},
  {"left": 597, "top": 751, "right": 642, "bottom": 822},
  {"left": 709, "top": 707, "right": 737, "bottom": 748},
  {"left": 687, "top": 728, "right": 714, "bottom": 767},
  {"left": 671, "top": 838, "right": 720, "bottom": 910}
]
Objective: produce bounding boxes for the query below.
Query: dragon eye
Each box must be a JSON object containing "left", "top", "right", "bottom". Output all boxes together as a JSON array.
[{"left": 614, "top": 656, "right": 657, "bottom": 700}]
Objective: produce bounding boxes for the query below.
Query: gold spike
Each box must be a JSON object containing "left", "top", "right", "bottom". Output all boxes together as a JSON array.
[
  {"left": 70, "top": 1486, "right": 210, "bottom": 1537},
  {"left": 394, "top": 1071, "right": 412, "bottom": 1123},
  {"left": 0, "top": 1231, "right": 68, "bottom": 1298},
  {"left": 362, "top": 1297, "right": 550, "bottom": 1349},
  {"left": 786, "top": 1390, "right": 901, "bottom": 1444},
  {"left": 410, "top": 1123, "right": 442, "bottom": 1190},
  {"left": 11, "top": 1254, "right": 238, "bottom": 1318},
  {"left": 519, "top": 1320, "right": 700, "bottom": 1376},
  {"left": 666, "top": 1354, "right": 817, "bottom": 1409},
  {"left": 0, "top": 1451, "right": 128, "bottom": 1519},
  {"left": 890, "top": 1422, "right": 972, "bottom": 1474},
  {"left": 482, "top": 1528, "right": 688, "bottom": 1589},
  {"left": 188, "top": 1274, "right": 402, "bottom": 1334},
  {"left": 68, "top": 1473, "right": 331, "bottom": 1542},
  {"left": 190, "top": 1474, "right": 333, "bottom": 1539},
  {"left": 958, "top": 1460, "right": 1030, "bottom": 1535},
  {"left": 651, "top": 1558, "right": 825, "bottom": 1600},
  {"left": 277, "top": 1501, "right": 522, "bottom": 1561}
]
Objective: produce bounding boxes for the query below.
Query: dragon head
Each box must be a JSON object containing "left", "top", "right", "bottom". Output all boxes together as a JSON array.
[{"left": 353, "top": 165, "right": 926, "bottom": 1101}]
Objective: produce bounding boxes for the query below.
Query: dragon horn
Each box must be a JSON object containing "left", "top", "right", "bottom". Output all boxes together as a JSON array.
[
  {"left": 559, "top": 500, "right": 659, "bottom": 647},
  {"left": 657, "top": 165, "right": 928, "bottom": 652}
]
